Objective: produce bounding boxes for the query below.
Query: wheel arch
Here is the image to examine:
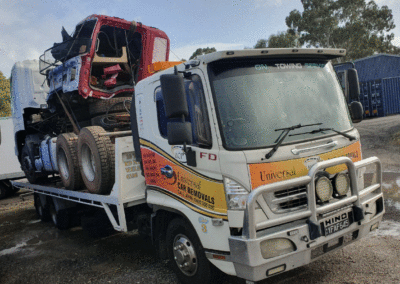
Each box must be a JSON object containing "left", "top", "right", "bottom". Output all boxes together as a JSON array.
[
  {"left": 15, "top": 130, "right": 27, "bottom": 159},
  {"left": 151, "top": 207, "right": 189, "bottom": 260},
  {"left": 147, "top": 189, "right": 231, "bottom": 254}
]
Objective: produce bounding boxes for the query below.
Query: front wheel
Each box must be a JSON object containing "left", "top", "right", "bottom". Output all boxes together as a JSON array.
[{"left": 166, "top": 218, "right": 219, "bottom": 284}]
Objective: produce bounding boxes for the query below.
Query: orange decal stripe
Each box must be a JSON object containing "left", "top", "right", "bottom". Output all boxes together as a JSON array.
[
  {"left": 140, "top": 140, "right": 227, "bottom": 215},
  {"left": 148, "top": 187, "right": 228, "bottom": 220},
  {"left": 140, "top": 138, "right": 222, "bottom": 183},
  {"left": 249, "top": 142, "right": 362, "bottom": 189}
]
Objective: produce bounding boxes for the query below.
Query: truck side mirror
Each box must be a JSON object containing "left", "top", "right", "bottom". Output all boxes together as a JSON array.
[
  {"left": 160, "top": 74, "right": 188, "bottom": 119},
  {"left": 167, "top": 121, "right": 196, "bottom": 167},
  {"left": 347, "top": 68, "right": 360, "bottom": 102},
  {"left": 349, "top": 101, "right": 363, "bottom": 123},
  {"left": 160, "top": 73, "right": 196, "bottom": 167},
  {"left": 167, "top": 122, "right": 193, "bottom": 145}
]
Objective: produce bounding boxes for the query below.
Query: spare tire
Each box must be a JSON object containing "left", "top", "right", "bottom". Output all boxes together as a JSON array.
[
  {"left": 89, "top": 97, "right": 131, "bottom": 116},
  {"left": 57, "top": 133, "right": 83, "bottom": 191},
  {"left": 78, "top": 126, "right": 115, "bottom": 194}
]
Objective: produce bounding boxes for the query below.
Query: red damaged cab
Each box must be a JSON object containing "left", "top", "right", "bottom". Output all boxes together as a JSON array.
[{"left": 40, "top": 14, "right": 170, "bottom": 99}]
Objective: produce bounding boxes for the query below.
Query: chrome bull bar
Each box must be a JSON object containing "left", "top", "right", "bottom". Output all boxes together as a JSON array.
[{"left": 243, "top": 156, "right": 382, "bottom": 240}]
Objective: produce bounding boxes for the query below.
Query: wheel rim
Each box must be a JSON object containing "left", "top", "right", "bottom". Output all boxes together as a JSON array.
[
  {"left": 58, "top": 148, "right": 70, "bottom": 180},
  {"left": 172, "top": 234, "right": 198, "bottom": 276},
  {"left": 81, "top": 144, "right": 96, "bottom": 182}
]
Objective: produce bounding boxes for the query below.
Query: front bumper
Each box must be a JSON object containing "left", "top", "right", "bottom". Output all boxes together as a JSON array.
[{"left": 228, "top": 156, "right": 384, "bottom": 282}]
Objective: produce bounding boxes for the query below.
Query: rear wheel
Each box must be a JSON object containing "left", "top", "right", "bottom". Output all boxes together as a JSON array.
[
  {"left": 0, "top": 181, "right": 8, "bottom": 199},
  {"left": 56, "top": 133, "right": 83, "bottom": 191},
  {"left": 34, "top": 193, "right": 50, "bottom": 222},
  {"left": 49, "top": 199, "right": 70, "bottom": 230},
  {"left": 166, "top": 218, "right": 219, "bottom": 284},
  {"left": 78, "top": 126, "right": 115, "bottom": 194}
]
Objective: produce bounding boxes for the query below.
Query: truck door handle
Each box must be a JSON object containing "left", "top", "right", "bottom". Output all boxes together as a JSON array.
[
  {"left": 161, "top": 165, "right": 174, "bottom": 178},
  {"left": 291, "top": 141, "right": 338, "bottom": 155}
]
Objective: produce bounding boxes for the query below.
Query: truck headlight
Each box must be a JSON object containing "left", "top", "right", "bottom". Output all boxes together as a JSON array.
[
  {"left": 260, "top": 238, "right": 296, "bottom": 259},
  {"left": 334, "top": 173, "right": 350, "bottom": 196},
  {"left": 315, "top": 176, "right": 333, "bottom": 202},
  {"left": 224, "top": 178, "right": 249, "bottom": 210}
]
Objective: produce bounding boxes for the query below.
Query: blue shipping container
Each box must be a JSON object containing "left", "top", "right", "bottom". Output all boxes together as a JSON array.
[
  {"left": 334, "top": 54, "right": 400, "bottom": 82},
  {"left": 381, "top": 77, "right": 400, "bottom": 116},
  {"left": 359, "top": 77, "right": 400, "bottom": 117}
]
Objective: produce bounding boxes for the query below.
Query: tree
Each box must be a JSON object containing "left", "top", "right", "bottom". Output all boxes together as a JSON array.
[
  {"left": 0, "top": 71, "right": 11, "bottom": 117},
  {"left": 285, "top": 0, "right": 398, "bottom": 61},
  {"left": 268, "top": 32, "right": 297, "bottom": 48},
  {"left": 254, "top": 39, "right": 267, "bottom": 49},
  {"left": 189, "top": 47, "right": 217, "bottom": 60}
]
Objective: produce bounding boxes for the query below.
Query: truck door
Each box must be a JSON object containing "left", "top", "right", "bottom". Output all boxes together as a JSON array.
[{"left": 139, "top": 71, "right": 228, "bottom": 219}]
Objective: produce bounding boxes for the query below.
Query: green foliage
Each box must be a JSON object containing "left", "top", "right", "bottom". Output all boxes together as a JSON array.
[
  {"left": 189, "top": 47, "right": 217, "bottom": 60},
  {"left": 285, "top": 0, "right": 399, "bottom": 61},
  {"left": 254, "top": 39, "right": 267, "bottom": 49},
  {"left": 0, "top": 71, "right": 11, "bottom": 117},
  {"left": 268, "top": 32, "right": 297, "bottom": 48}
]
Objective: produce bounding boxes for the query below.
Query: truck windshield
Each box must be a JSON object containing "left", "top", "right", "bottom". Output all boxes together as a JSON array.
[
  {"left": 72, "top": 19, "right": 97, "bottom": 39},
  {"left": 208, "top": 58, "right": 352, "bottom": 150}
]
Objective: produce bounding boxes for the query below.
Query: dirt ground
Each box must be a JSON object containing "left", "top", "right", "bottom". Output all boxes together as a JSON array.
[{"left": 1, "top": 115, "right": 400, "bottom": 284}]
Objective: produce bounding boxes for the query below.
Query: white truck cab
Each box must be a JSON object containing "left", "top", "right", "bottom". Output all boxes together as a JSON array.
[{"left": 133, "top": 48, "right": 383, "bottom": 282}]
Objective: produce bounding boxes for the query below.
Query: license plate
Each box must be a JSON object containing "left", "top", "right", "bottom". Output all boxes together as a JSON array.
[{"left": 321, "top": 211, "right": 352, "bottom": 236}]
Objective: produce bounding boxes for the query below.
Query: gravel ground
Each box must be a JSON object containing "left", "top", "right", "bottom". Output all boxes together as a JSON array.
[{"left": 1, "top": 115, "right": 400, "bottom": 284}]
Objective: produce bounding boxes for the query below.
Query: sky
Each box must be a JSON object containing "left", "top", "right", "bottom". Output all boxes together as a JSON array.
[{"left": 0, "top": 0, "right": 399, "bottom": 78}]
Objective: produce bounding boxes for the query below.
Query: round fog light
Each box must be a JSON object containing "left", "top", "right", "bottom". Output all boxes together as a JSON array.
[
  {"left": 334, "top": 173, "right": 350, "bottom": 196},
  {"left": 315, "top": 176, "right": 333, "bottom": 202}
]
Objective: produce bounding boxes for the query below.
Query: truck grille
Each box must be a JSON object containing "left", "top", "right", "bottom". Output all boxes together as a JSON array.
[
  {"left": 263, "top": 185, "right": 308, "bottom": 213},
  {"left": 274, "top": 187, "right": 307, "bottom": 198}
]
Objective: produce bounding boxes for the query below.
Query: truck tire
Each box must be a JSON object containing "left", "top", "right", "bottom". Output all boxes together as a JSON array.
[
  {"left": 49, "top": 199, "right": 70, "bottom": 230},
  {"left": 166, "top": 218, "right": 219, "bottom": 284},
  {"left": 34, "top": 193, "right": 51, "bottom": 222},
  {"left": 0, "top": 181, "right": 8, "bottom": 199},
  {"left": 78, "top": 126, "right": 115, "bottom": 194},
  {"left": 56, "top": 133, "right": 84, "bottom": 191},
  {"left": 88, "top": 97, "right": 131, "bottom": 116},
  {"left": 81, "top": 213, "right": 115, "bottom": 238},
  {"left": 20, "top": 144, "right": 47, "bottom": 184}
]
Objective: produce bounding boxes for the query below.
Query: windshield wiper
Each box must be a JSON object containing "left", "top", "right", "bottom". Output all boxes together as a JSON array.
[
  {"left": 289, "top": 127, "right": 356, "bottom": 141},
  {"left": 264, "top": 123, "right": 323, "bottom": 160}
]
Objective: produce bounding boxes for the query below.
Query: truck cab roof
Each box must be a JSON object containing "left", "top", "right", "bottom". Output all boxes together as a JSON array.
[{"left": 196, "top": 48, "right": 347, "bottom": 63}]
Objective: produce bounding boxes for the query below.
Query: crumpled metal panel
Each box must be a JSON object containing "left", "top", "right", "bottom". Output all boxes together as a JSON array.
[
  {"left": 47, "top": 56, "right": 81, "bottom": 98},
  {"left": 62, "top": 56, "right": 81, "bottom": 93}
]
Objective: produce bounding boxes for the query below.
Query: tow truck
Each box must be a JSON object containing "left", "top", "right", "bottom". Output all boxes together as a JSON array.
[{"left": 11, "top": 48, "right": 383, "bottom": 284}]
